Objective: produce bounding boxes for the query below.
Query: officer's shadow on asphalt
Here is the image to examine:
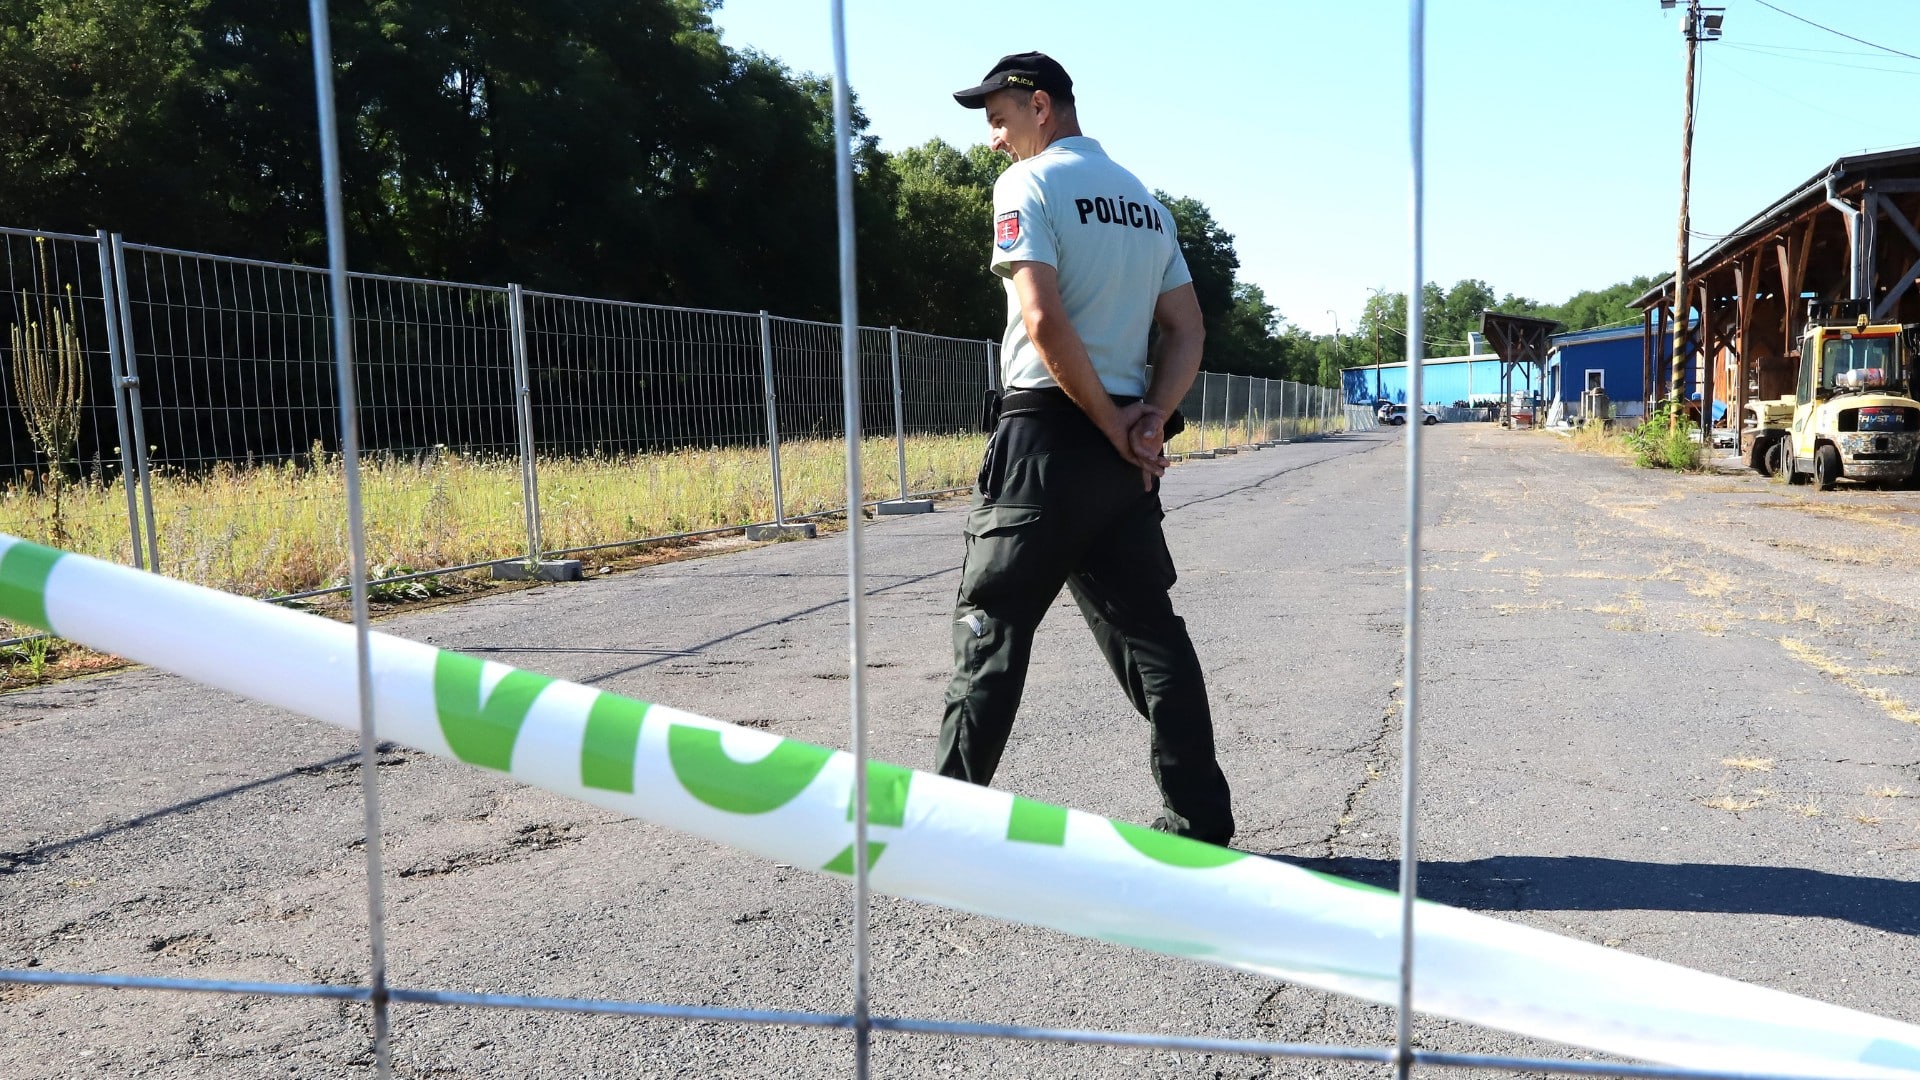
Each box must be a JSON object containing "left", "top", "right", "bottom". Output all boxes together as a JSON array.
[{"left": 1264, "top": 853, "right": 1920, "bottom": 937}]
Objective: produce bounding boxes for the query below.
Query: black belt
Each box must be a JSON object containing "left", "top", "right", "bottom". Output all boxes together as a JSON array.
[
  {"left": 1002, "top": 386, "right": 1137, "bottom": 414},
  {"left": 981, "top": 386, "right": 1185, "bottom": 437}
]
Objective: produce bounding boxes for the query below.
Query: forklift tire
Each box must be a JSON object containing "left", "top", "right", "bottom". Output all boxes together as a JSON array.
[
  {"left": 1783, "top": 445, "right": 1810, "bottom": 485},
  {"left": 1765, "top": 438, "right": 1788, "bottom": 480},
  {"left": 1749, "top": 433, "right": 1779, "bottom": 475},
  {"left": 1814, "top": 443, "right": 1842, "bottom": 491}
]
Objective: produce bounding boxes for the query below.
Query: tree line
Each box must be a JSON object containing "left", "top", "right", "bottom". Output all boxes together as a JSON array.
[{"left": 2, "top": 0, "right": 1651, "bottom": 392}]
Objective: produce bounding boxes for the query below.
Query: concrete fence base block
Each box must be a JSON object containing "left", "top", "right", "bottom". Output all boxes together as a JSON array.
[
  {"left": 1187, "top": 450, "right": 1217, "bottom": 460},
  {"left": 745, "top": 523, "right": 819, "bottom": 541},
  {"left": 492, "top": 559, "right": 584, "bottom": 583},
  {"left": 876, "top": 499, "right": 935, "bottom": 516},
  {"left": 1214, "top": 447, "right": 1240, "bottom": 456}
]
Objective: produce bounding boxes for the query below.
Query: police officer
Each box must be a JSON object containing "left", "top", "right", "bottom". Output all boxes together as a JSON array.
[{"left": 937, "top": 52, "right": 1234, "bottom": 845}]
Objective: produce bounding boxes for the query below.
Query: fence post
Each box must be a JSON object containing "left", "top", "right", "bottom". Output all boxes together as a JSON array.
[
  {"left": 1199, "top": 376, "right": 1210, "bottom": 451},
  {"left": 108, "top": 234, "right": 160, "bottom": 571},
  {"left": 890, "top": 327, "right": 908, "bottom": 501},
  {"left": 96, "top": 230, "right": 145, "bottom": 571},
  {"left": 507, "top": 284, "right": 543, "bottom": 566},
  {"left": 1244, "top": 376, "right": 1255, "bottom": 447},
  {"left": 761, "top": 310, "right": 787, "bottom": 525}
]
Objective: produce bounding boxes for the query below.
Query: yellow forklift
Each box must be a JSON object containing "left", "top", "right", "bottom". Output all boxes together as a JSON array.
[{"left": 1757, "top": 301, "right": 1920, "bottom": 490}]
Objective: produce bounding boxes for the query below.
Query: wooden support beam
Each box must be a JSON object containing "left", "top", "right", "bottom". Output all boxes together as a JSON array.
[
  {"left": 1736, "top": 255, "right": 1757, "bottom": 430},
  {"left": 1877, "top": 191, "right": 1920, "bottom": 262},
  {"left": 1873, "top": 256, "right": 1920, "bottom": 322},
  {"left": 1789, "top": 218, "right": 1813, "bottom": 351},
  {"left": 1642, "top": 306, "right": 1654, "bottom": 410},
  {"left": 1698, "top": 281, "right": 1714, "bottom": 430},
  {"left": 1776, "top": 234, "right": 1794, "bottom": 358}
]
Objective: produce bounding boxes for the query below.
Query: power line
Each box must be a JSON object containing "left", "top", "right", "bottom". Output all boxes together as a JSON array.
[
  {"left": 1712, "top": 53, "right": 1836, "bottom": 115},
  {"left": 1729, "top": 39, "right": 1920, "bottom": 59},
  {"left": 1723, "top": 41, "right": 1920, "bottom": 76},
  {"left": 1750, "top": 0, "right": 1920, "bottom": 62}
]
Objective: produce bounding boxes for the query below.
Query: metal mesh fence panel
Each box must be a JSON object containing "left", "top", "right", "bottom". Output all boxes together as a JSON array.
[
  {"left": 0, "top": 227, "right": 997, "bottom": 608},
  {"left": 113, "top": 242, "right": 522, "bottom": 595},
  {"left": 894, "top": 329, "right": 990, "bottom": 499},
  {"left": 767, "top": 316, "right": 905, "bottom": 519},
  {"left": 519, "top": 292, "right": 766, "bottom": 554},
  {"left": 0, "top": 229, "right": 141, "bottom": 574}
]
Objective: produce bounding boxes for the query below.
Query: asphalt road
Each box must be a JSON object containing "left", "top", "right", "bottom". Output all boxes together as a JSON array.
[{"left": 2, "top": 424, "right": 1916, "bottom": 1079}]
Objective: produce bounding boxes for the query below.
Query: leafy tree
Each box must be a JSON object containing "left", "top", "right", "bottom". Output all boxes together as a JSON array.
[
  {"left": 1157, "top": 193, "right": 1237, "bottom": 345},
  {"left": 1, "top": 1, "right": 1347, "bottom": 381},
  {"left": 1517, "top": 275, "right": 1662, "bottom": 332},
  {"left": 865, "top": 138, "right": 1006, "bottom": 339}
]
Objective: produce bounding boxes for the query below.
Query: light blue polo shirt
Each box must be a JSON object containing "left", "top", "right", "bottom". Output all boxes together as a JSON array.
[{"left": 989, "top": 136, "right": 1192, "bottom": 397}]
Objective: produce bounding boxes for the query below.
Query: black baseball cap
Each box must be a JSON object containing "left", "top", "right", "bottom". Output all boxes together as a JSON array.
[{"left": 953, "top": 52, "right": 1074, "bottom": 109}]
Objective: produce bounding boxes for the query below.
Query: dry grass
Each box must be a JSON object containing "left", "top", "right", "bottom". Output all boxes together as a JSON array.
[
  {"left": 1790, "top": 799, "right": 1824, "bottom": 818},
  {"left": 1761, "top": 500, "right": 1920, "bottom": 533},
  {"left": 0, "top": 433, "right": 985, "bottom": 639},
  {"left": 1871, "top": 785, "right": 1908, "bottom": 799},
  {"left": 1178, "top": 416, "right": 1341, "bottom": 453},
  {"left": 1702, "top": 795, "right": 1760, "bottom": 813},
  {"left": 1779, "top": 637, "right": 1920, "bottom": 727},
  {"left": 1779, "top": 637, "right": 1850, "bottom": 679},
  {"left": 1854, "top": 810, "right": 1885, "bottom": 826},
  {"left": 1491, "top": 600, "right": 1564, "bottom": 617},
  {"left": 1722, "top": 757, "right": 1774, "bottom": 772},
  {"left": 1566, "top": 423, "right": 1631, "bottom": 458},
  {"left": 1684, "top": 568, "right": 1734, "bottom": 599},
  {"left": 1590, "top": 592, "right": 1648, "bottom": 617}
]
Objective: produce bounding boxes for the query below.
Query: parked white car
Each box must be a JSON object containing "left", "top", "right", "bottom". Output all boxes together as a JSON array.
[{"left": 1384, "top": 404, "right": 1439, "bottom": 426}]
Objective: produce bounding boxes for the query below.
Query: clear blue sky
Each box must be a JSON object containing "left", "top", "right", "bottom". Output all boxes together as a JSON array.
[{"left": 708, "top": 0, "right": 1920, "bottom": 337}]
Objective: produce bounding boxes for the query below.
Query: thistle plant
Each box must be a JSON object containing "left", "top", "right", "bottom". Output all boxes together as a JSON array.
[{"left": 8, "top": 238, "right": 87, "bottom": 544}]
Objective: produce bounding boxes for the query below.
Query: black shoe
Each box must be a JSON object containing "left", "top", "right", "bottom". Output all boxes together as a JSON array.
[{"left": 1150, "top": 815, "right": 1233, "bottom": 847}]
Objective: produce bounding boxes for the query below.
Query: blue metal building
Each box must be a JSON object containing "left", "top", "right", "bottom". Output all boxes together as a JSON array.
[
  {"left": 1344, "top": 325, "right": 1685, "bottom": 417},
  {"left": 1341, "top": 355, "right": 1507, "bottom": 407},
  {"left": 1544, "top": 324, "right": 1681, "bottom": 415}
]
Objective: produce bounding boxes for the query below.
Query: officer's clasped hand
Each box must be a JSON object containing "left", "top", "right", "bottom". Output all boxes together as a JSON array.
[{"left": 1121, "top": 402, "right": 1169, "bottom": 490}]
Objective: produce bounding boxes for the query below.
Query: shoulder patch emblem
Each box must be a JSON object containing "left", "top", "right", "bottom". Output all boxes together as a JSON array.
[{"left": 995, "top": 210, "right": 1021, "bottom": 251}]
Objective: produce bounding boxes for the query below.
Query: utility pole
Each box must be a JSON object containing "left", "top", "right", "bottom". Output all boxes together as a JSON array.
[
  {"left": 1374, "top": 326, "right": 1385, "bottom": 402},
  {"left": 1665, "top": 0, "right": 1724, "bottom": 430}
]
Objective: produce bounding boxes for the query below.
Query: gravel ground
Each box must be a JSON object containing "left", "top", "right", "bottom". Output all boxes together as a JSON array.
[{"left": 2, "top": 424, "right": 1916, "bottom": 1079}]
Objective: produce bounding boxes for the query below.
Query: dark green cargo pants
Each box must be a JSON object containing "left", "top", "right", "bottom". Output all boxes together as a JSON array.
[{"left": 935, "top": 406, "right": 1235, "bottom": 844}]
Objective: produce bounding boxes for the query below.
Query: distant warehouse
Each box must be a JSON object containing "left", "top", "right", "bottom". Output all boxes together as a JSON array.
[
  {"left": 1632, "top": 144, "right": 1920, "bottom": 434},
  {"left": 1344, "top": 327, "right": 1672, "bottom": 415},
  {"left": 1341, "top": 350, "right": 1506, "bottom": 408},
  {"left": 1542, "top": 324, "right": 1678, "bottom": 420}
]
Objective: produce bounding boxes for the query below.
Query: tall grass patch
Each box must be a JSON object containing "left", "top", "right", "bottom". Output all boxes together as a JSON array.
[{"left": 0, "top": 433, "right": 986, "bottom": 640}]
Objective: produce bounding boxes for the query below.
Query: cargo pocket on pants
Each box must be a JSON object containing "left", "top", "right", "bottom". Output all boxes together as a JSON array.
[{"left": 959, "top": 502, "right": 1047, "bottom": 609}]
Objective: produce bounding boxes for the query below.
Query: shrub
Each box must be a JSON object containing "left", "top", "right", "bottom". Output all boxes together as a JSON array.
[{"left": 1623, "top": 402, "right": 1703, "bottom": 472}]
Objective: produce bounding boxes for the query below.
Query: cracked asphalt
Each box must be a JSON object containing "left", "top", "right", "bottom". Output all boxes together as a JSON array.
[{"left": 2, "top": 424, "right": 1917, "bottom": 1078}]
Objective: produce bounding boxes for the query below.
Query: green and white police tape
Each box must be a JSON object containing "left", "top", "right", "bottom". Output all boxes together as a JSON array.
[{"left": 1, "top": 534, "right": 1915, "bottom": 1077}]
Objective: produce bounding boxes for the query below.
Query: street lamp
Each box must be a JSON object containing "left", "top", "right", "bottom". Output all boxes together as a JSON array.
[{"left": 1325, "top": 309, "right": 1345, "bottom": 399}]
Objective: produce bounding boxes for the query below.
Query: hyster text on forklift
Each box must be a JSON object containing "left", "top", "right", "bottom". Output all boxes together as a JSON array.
[{"left": 1744, "top": 300, "right": 1920, "bottom": 490}]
